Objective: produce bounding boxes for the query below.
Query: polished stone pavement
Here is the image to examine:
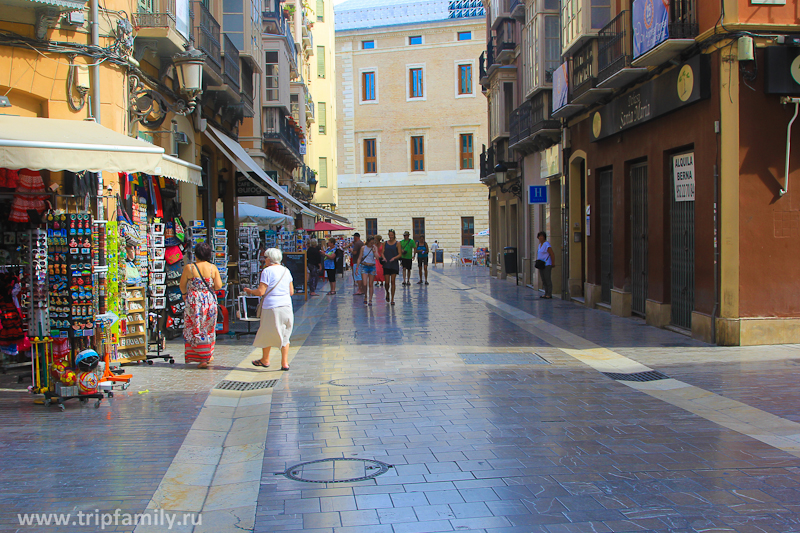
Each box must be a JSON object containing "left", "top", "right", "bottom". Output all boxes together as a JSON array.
[{"left": 1, "top": 265, "right": 800, "bottom": 532}]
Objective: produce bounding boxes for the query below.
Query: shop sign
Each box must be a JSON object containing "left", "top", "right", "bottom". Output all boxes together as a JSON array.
[
  {"left": 300, "top": 138, "right": 306, "bottom": 155},
  {"left": 765, "top": 46, "right": 800, "bottom": 95},
  {"left": 529, "top": 185, "right": 548, "bottom": 204},
  {"left": 540, "top": 145, "right": 561, "bottom": 179},
  {"left": 632, "top": 0, "right": 670, "bottom": 59},
  {"left": 236, "top": 171, "right": 278, "bottom": 196},
  {"left": 673, "top": 152, "right": 695, "bottom": 202},
  {"left": 590, "top": 54, "right": 710, "bottom": 142},
  {"left": 552, "top": 62, "right": 569, "bottom": 113}
]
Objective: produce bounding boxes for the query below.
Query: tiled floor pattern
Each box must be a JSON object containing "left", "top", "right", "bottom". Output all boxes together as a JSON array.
[{"left": 255, "top": 269, "right": 800, "bottom": 533}]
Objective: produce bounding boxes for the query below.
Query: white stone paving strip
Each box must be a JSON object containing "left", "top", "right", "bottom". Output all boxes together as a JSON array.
[
  {"left": 135, "top": 293, "right": 335, "bottom": 533},
  {"left": 434, "top": 271, "right": 800, "bottom": 460}
]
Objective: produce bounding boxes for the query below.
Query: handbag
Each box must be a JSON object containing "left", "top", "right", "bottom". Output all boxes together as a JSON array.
[
  {"left": 255, "top": 267, "right": 288, "bottom": 318},
  {"left": 535, "top": 259, "right": 546, "bottom": 270},
  {"left": 165, "top": 245, "right": 183, "bottom": 265},
  {"left": 193, "top": 264, "right": 225, "bottom": 319}
]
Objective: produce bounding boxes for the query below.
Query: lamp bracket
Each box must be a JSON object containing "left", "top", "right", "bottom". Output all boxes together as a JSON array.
[
  {"left": 129, "top": 74, "right": 197, "bottom": 134},
  {"left": 498, "top": 178, "right": 523, "bottom": 200}
]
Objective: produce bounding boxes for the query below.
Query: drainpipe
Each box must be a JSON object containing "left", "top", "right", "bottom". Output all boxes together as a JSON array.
[
  {"left": 779, "top": 96, "right": 800, "bottom": 197},
  {"left": 90, "top": 0, "right": 101, "bottom": 123}
]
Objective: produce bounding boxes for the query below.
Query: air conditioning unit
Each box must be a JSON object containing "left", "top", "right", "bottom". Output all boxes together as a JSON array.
[{"left": 174, "top": 131, "right": 190, "bottom": 145}]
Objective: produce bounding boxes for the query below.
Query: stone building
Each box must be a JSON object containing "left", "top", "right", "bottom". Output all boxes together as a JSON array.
[{"left": 334, "top": 0, "right": 488, "bottom": 253}]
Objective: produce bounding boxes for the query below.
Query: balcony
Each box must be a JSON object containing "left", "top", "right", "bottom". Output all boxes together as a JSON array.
[
  {"left": 263, "top": 5, "right": 298, "bottom": 78},
  {"left": 569, "top": 40, "right": 612, "bottom": 106},
  {"left": 479, "top": 48, "right": 492, "bottom": 87},
  {"left": 222, "top": 34, "right": 241, "bottom": 94},
  {"left": 192, "top": 1, "right": 222, "bottom": 80},
  {"left": 241, "top": 62, "right": 254, "bottom": 117},
  {"left": 495, "top": 19, "right": 517, "bottom": 64},
  {"left": 305, "top": 93, "right": 315, "bottom": 124},
  {"left": 133, "top": 0, "right": 188, "bottom": 55},
  {"left": 596, "top": 10, "right": 648, "bottom": 89},
  {"left": 263, "top": 107, "right": 302, "bottom": 166},
  {"left": 509, "top": 92, "right": 561, "bottom": 155},
  {"left": 491, "top": 0, "right": 511, "bottom": 29},
  {"left": 301, "top": 14, "right": 314, "bottom": 56},
  {"left": 631, "top": 0, "right": 698, "bottom": 67},
  {"left": 510, "top": 0, "right": 524, "bottom": 21},
  {"left": 480, "top": 144, "right": 496, "bottom": 183}
]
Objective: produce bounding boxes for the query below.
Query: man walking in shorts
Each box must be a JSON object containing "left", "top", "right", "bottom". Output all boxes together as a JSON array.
[{"left": 400, "top": 231, "right": 415, "bottom": 286}]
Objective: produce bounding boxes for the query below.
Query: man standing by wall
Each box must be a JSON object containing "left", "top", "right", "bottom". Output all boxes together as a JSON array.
[
  {"left": 400, "top": 231, "right": 415, "bottom": 286},
  {"left": 350, "top": 233, "right": 364, "bottom": 295}
]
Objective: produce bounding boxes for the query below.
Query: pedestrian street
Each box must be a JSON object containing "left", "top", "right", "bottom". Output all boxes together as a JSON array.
[{"left": 3, "top": 265, "right": 800, "bottom": 533}]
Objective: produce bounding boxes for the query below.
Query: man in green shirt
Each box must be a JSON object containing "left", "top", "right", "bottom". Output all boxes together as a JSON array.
[{"left": 400, "top": 231, "right": 415, "bottom": 286}]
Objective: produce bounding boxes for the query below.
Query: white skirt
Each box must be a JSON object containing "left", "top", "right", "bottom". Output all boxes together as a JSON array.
[{"left": 253, "top": 306, "right": 294, "bottom": 348}]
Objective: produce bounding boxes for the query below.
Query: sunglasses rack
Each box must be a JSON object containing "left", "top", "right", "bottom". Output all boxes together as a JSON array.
[
  {"left": 28, "top": 228, "right": 49, "bottom": 336},
  {"left": 46, "top": 213, "right": 95, "bottom": 339}
]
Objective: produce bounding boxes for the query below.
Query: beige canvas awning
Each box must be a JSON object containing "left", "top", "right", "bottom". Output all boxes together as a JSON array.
[
  {"left": 0, "top": 115, "right": 165, "bottom": 174},
  {"left": 155, "top": 154, "right": 203, "bottom": 186},
  {"left": 204, "top": 124, "right": 307, "bottom": 212},
  {"left": 305, "top": 203, "right": 350, "bottom": 224}
]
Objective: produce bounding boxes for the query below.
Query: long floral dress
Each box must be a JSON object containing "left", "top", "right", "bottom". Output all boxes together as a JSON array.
[{"left": 183, "top": 277, "right": 217, "bottom": 363}]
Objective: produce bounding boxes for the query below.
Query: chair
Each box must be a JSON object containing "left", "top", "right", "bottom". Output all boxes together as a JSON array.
[{"left": 450, "top": 253, "right": 460, "bottom": 266}]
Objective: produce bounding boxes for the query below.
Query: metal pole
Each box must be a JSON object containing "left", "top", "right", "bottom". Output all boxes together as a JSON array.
[{"left": 90, "top": 0, "right": 101, "bottom": 123}]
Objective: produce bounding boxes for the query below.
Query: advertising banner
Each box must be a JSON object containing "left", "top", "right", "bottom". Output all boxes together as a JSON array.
[
  {"left": 552, "top": 62, "right": 569, "bottom": 113},
  {"left": 633, "top": 0, "right": 670, "bottom": 59}
]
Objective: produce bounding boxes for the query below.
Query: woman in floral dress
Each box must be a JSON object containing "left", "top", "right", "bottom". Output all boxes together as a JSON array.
[{"left": 180, "top": 242, "right": 223, "bottom": 368}]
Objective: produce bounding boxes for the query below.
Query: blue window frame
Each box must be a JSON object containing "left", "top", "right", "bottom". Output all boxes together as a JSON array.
[
  {"left": 409, "top": 35, "right": 422, "bottom": 45},
  {"left": 362, "top": 71, "right": 375, "bottom": 101},
  {"left": 410, "top": 68, "right": 423, "bottom": 98}
]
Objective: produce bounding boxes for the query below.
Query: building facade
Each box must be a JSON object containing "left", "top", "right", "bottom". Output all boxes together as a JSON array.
[
  {"left": 335, "top": 0, "right": 488, "bottom": 252},
  {"left": 482, "top": 0, "right": 800, "bottom": 345}
]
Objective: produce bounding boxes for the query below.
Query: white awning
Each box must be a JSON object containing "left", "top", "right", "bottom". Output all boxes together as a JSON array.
[
  {"left": 156, "top": 154, "right": 203, "bottom": 186},
  {"left": 0, "top": 115, "right": 165, "bottom": 173},
  {"left": 305, "top": 203, "right": 350, "bottom": 224},
  {"left": 204, "top": 124, "right": 306, "bottom": 212}
]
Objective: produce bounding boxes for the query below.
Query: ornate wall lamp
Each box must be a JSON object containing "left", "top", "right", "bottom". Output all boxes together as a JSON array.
[{"left": 494, "top": 161, "right": 522, "bottom": 199}]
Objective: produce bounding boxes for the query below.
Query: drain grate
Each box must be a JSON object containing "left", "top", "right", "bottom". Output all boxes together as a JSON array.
[
  {"left": 329, "top": 377, "right": 394, "bottom": 387},
  {"left": 215, "top": 379, "right": 279, "bottom": 391},
  {"left": 602, "top": 370, "right": 669, "bottom": 382},
  {"left": 458, "top": 352, "right": 550, "bottom": 365},
  {"left": 281, "top": 458, "right": 392, "bottom": 483}
]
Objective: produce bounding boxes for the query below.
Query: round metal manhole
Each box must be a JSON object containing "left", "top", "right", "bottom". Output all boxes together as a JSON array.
[
  {"left": 282, "top": 458, "right": 392, "bottom": 483},
  {"left": 328, "top": 377, "right": 394, "bottom": 387}
]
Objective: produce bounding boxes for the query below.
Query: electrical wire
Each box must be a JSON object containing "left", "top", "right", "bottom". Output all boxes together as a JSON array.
[{"left": 66, "top": 53, "right": 88, "bottom": 111}]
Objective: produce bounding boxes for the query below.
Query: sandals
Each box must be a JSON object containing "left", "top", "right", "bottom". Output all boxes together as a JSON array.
[
  {"left": 280, "top": 366, "right": 290, "bottom": 371},
  {"left": 328, "top": 291, "right": 336, "bottom": 295},
  {"left": 391, "top": 301, "right": 395, "bottom": 306},
  {"left": 252, "top": 360, "right": 270, "bottom": 368}
]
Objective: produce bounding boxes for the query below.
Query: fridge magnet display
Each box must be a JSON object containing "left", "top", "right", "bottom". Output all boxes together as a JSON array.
[
  {"left": 152, "top": 260, "right": 165, "bottom": 272},
  {"left": 152, "top": 223, "right": 165, "bottom": 235},
  {"left": 152, "top": 297, "right": 166, "bottom": 309},
  {"left": 152, "top": 247, "right": 165, "bottom": 260},
  {"left": 151, "top": 272, "right": 166, "bottom": 285},
  {"left": 152, "top": 285, "right": 166, "bottom": 297},
  {"left": 153, "top": 235, "right": 165, "bottom": 247}
]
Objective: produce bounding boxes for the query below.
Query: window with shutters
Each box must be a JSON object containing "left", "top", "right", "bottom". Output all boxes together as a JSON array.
[
  {"left": 318, "top": 102, "right": 326, "bottom": 134},
  {"left": 265, "top": 51, "right": 278, "bottom": 101},
  {"left": 362, "top": 71, "right": 375, "bottom": 101},
  {"left": 366, "top": 218, "right": 377, "bottom": 238},
  {"left": 458, "top": 64, "right": 472, "bottom": 95},
  {"left": 409, "top": 68, "right": 423, "bottom": 98},
  {"left": 459, "top": 134, "right": 474, "bottom": 170},
  {"left": 317, "top": 46, "right": 325, "bottom": 77},
  {"left": 316, "top": 0, "right": 324, "bottom": 21},
  {"left": 364, "top": 139, "right": 377, "bottom": 174},
  {"left": 411, "top": 136, "right": 424, "bottom": 172},
  {"left": 412, "top": 218, "right": 425, "bottom": 242},
  {"left": 318, "top": 157, "right": 328, "bottom": 187}
]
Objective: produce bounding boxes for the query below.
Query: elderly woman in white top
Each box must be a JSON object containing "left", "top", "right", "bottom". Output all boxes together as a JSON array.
[{"left": 244, "top": 248, "right": 295, "bottom": 371}]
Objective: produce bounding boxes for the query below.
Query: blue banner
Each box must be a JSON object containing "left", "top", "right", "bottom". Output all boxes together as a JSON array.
[
  {"left": 552, "top": 62, "right": 569, "bottom": 113},
  {"left": 633, "top": 0, "right": 670, "bottom": 59}
]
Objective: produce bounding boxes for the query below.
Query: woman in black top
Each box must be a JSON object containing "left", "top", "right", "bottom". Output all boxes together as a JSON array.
[
  {"left": 382, "top": 230, "right": 401, "bottom": 305},
  {"left": 306, "top": 239, "right": 323, "bottom": 296}
]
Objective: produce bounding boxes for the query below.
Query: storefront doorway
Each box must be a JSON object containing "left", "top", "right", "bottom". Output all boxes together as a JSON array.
[
  {"left": 671, "top": 154, "right": 695, "bottom": 329},
  {"left": 598, "top": 169, "right": 613, "bottom": 305},
  {"left": 630, "top": 163, "right": 648, "bottom": 316}
]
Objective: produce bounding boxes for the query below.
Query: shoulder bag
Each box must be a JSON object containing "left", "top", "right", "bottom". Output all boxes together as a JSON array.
[
  {"left": 254, "top": 266, "right": 287, "bottom": 318},
  {"left": 535, "top": 260, "right": 546, "bottom": 270},
  {"left": 193, "top": 263, "right": 225, "bottom": 319}
]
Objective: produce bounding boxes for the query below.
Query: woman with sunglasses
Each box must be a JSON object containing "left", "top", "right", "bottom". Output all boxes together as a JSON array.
[{"left": 382, "top": 230, "right": 401, "bottom": 305}]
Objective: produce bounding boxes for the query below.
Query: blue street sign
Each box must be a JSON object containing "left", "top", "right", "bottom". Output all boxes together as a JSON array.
[{"left": 529, "top": 185, "right": 547, "bottom": 204}]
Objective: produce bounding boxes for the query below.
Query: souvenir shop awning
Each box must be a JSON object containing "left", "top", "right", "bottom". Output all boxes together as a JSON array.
[
  {"left": 237, "top": 201, "right": 293, "bottom": 226},
  {"left": 155, "top": 154, "right": 203, "bottom": 186},
  {"left": 305, "top": 203, "right": 350, "bottom": 225},
  {"left": 204, "top": 124, "right": 306, "bottom": 213},
  {"left": 0, "top": 115, "right": 164, "bottom": 174}
]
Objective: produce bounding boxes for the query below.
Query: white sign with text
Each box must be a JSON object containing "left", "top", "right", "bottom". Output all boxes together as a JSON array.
[{"left": 673, "top": 152, "right": 695, "bottom": 202}]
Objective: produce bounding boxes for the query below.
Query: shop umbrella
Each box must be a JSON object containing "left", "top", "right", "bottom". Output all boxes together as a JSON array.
[
  {"left": 311, "top": 221, "right": 354, "bottom": 232},
  {"left": 237, "top": 201, "right": 294, "bottom": 226}
]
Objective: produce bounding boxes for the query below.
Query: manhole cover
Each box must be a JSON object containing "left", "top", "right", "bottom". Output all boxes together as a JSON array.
[
  {"left": 282, "top": 458, "right": 392, "bottom": 483},
  {"left": 458, "top": 353, "right": 550, "bottom": 365},
  {"left": 328, "top": 377, "right": 394, "bottom": 387},
  {"left": 215, "top": 379, "right": 278, "bottom": 391},
  {"left": 602, "top": 370, "right": 669, "bottom": 382}
]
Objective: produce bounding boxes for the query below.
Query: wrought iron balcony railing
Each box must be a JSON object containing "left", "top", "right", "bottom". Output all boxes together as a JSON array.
[
  {"left": 222, "top": 34, "right": 240, "bottom": 92},
  {"left": 134, "top": 0, "right": 176, "bottom": 28},
  {"left": 192, "top": 1, "right": 221, "bottom": 72}
]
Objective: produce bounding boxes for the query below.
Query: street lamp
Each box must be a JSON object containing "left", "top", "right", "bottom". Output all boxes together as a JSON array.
[
  {"left": 172, "top": 45, "right": 205, "bottom": 99},
  {"left": 308, "top": 175, "right": 318, "bottom": 195},
  {"left": 494, "top": 161, "right": 508, "bottom": 185},
  {"left": 494, "top": 160, "right": 522, "bottom": 199}
]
